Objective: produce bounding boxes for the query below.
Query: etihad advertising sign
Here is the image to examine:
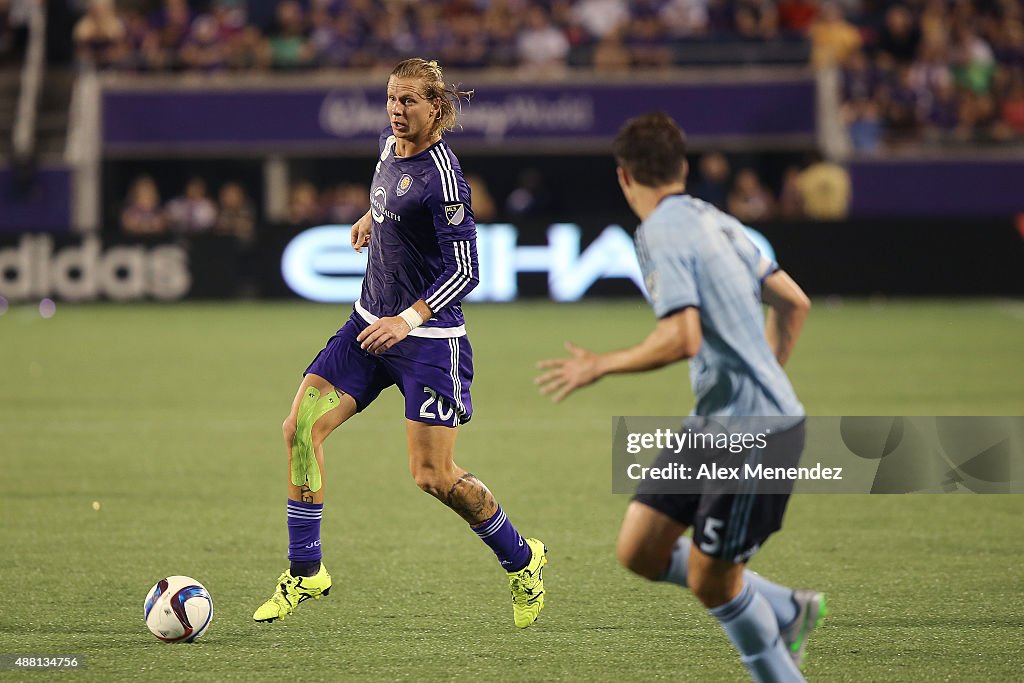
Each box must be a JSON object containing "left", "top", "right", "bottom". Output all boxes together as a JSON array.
[{"left": 280, "top": 223, "right": 775, "bottom": 304}]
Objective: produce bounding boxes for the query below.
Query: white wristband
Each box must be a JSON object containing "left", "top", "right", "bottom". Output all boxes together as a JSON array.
[{"left": 398, "top": 307, "right": 424, "bottom": 331}]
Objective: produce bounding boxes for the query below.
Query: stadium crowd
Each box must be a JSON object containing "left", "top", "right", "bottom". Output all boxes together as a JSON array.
[
  {"left": 118, "top": 151, "right": 852, "bottom": 239},
  {"left": 66, "top": 0, "right": 1024, "bottom": 150}
]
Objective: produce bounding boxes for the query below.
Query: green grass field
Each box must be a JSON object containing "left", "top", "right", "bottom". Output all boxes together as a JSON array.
[{"left": 2, "top": 299, "right": 1023, "bottom": 682}]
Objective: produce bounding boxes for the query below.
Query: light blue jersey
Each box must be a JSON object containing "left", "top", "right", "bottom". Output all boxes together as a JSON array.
[{"left": 634, "top": 194, "right": 804, "bottom": 420}]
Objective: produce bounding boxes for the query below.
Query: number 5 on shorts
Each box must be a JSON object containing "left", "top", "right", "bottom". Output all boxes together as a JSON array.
[{"left": 699, "top": 517, "right": 724, "bottom": 555}]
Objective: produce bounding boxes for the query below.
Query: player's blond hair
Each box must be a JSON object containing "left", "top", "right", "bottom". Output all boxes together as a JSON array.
[{"left": 390, "top": 58, "right": 473, "bottom": 137}]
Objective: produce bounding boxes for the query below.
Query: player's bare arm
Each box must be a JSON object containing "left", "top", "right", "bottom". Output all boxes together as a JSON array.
[
  {"left": 350, "top": 209, "right": 372, "bottom": 252},
  {"left": 357, "top": 299, "right": 434, "bottom": 354},
  {"left": 761, "top": 270, "right": 811, "bottom": 367},
  {"left": 535, "top": 307, "right": 701, "bottom": 402}
]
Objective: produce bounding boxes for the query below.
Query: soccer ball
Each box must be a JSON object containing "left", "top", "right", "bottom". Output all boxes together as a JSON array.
[{"left": 144, "top": 576, "right": 213, "bottom": 643}]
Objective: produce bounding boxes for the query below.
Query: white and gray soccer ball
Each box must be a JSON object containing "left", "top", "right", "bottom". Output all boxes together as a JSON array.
[{"left": 144, "top": 576, "right": 213, "bottom": 643}]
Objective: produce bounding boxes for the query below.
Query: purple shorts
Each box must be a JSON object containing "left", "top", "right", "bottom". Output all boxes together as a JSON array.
[{"left": 305, "top": 311, "right": 473, "bottom": 427}]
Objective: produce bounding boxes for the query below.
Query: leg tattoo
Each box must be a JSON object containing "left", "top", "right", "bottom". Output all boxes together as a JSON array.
[
  {"left": 442, "top": 472, "right": 498, "bottom": 524},
  {"left": 300, "top": 484, "right": 314, "bottom": 504}
]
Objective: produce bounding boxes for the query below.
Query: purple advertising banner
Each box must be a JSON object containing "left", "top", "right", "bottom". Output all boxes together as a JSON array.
[
  {"left": 102, "top": 80, "right": 815, "bottom": 149},
  {"left": 850, "top": 160, "right": 1024, "bottom": 217}
]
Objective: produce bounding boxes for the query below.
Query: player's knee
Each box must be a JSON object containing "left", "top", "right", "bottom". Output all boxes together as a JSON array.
[
  {"left": 410, "top": 465, "right": 451, "bottom": 499},
  {"left": 281, "top": 416, "right": 297, "bottom": 446},
  {"left": 616, "top": 537, "right": 662, "bottom": 580}
]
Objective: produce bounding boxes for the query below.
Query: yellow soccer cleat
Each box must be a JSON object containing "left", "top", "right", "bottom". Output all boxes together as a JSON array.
[
  {"left": 507, "top": 538, "right": 547, "bottom": 628},
  {"left": 253, "top": 564, "right": 332, "bottom": 623}
]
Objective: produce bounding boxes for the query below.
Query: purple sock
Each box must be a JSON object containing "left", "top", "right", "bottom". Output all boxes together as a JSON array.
[
  {"left": 472, "top": 506, "right": 532, "bottom": 572},
  {"left": 287, "top": 499, "right": 323, "bottom": 563}
]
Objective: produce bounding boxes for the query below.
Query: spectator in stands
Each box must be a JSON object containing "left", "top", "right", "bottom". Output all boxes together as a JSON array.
[
  {"left": 592, "top": 28, "right": 632, "bottom": 71},
  {"left": 213, "top": 181, "right": 256, "bottom": 242},
  {"left": 992, "top": 15, "right": 1024, "bottom": 69},
  {"left": 727, "top": 167, "right": 776, "bottom": 222},
  {"left": 212, "top": 0, "right": 247, "bottom": 45},
  {"left": 505, "top": 168, "right": 554, "bottom": 216},
  {"left": 227, "top": 24, "right": 268, "bottom": 70},
  {"left": 267, "top": 0, "right": 313, "bottom": 70},
  {"left": 659, "top": 0, "right": 710, "bottom": 38},
  {"left": 626, "top": 1, "right": 674, "bottom": 68},
  {"left": 777, "top": 0, "right": 819, "bottom": 36},
  {"left": 442, "top": 11, "right": 489, "bottom": 69},
  {"left": 121, "top": 7, "right": 162, "bottom": 71},
  {"left": 949, "top": 23, "right": 996, "bottom": 95},
  {"left": 121, "top": 175, "right": 167, "bottom": 236},
  {"left": 877, "top": 4, "right": 921, "bottom": 66},
  {"left": 843, "top": 96, "right": 884, "bottom": 153},
  {"left": 993, "top": 75, "right": 1024, "bottom": 140},
  {"left": 323, "top": 183, "right": 369, "bottom": 223},
  {"left": 690, "top": 151, "right": 731, "bottom": 210},
  {"left": 797, "top": 153, "right": 851, "bottom": 219},
  {"left": 152, "top": 0, "right": 195, "bottom": 70},
  {"left": 73, "top": 0, "right": 127, "bottom": 69},
  {"left": 179, "top": 14, "right": 228, "bottom": 71},
  {"left": 842, "top": 49, "right": 879, "bottom": 101},
  {"left": 809, "top": 2, "right": 861, "bottom": 68},
  {"left": 573, "top": 0, "right": 630, "bottom": 42},
  {"left": 286, "top": 180, "right": 323, "bottom": 226},
  {"left": 466, "top": 174, "right": 498, "bottom": 222},
  {"left": 879, "top": 64, "right": 924, "bottom": 144},
  {"left": 918, "top": 0, "right": 950, "bottom": 49},
  {"left": 310, "top": 7, "right": 355, "bottom": 68},
  {"left": 923, "top": 79, "right": 960, "bottom": 139},
  {"left": 517, "top": 4, "right": 570, "bottom": 73},
  {"left": 483, "top": 5, "right": 520, "bottom": 68},
  {"left": 734, "top": 0, "right": 779, "bottom": 41},
  {"left": 165, "top": 177, "right": 218, "bottom": 233},
  {"left": 777, "top": 165, "right": 805, "bottom": 218}
]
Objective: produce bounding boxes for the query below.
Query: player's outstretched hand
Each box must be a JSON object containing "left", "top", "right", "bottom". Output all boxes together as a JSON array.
[
  {"left": 351, "top": 211, "right": 373, "bottom": 252},
  {"left": 535, "top": 341, "right": 601, "bottom": 403},
  {"left": 357, "top": 316, "right": 411, "bottom": 354}
]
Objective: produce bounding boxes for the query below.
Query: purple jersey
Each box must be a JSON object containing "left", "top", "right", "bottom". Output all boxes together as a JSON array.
[{"left": 356, "top": 127, "right": 480, "bottom": 336}]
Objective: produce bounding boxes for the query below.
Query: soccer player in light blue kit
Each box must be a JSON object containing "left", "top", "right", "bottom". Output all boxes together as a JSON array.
[
  {"left": 254, "top": 59, "right": 547, "bottom": 628},
  {"left": 537, "top": 113, "right": 825, "bottom": 681}
]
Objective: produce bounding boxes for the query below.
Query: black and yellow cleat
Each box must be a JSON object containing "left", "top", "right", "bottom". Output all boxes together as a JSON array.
[{"left": 253, "top": 564, "right": 332, "bottom": 623}]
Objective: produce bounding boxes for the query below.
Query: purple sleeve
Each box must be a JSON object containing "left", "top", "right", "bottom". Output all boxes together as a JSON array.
[{"left": 420, "top": 164, "right": 480, "bottom": 313}]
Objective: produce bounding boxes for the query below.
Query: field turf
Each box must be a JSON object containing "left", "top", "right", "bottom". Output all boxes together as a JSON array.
[{"left": 1, "top": 300, "right": 1022, "bottom": 681}]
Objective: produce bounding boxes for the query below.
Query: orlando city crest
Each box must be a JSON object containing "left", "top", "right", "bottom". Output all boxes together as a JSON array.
[
  {"left": 445, "top": 203, "right": 465, "bottom": 225},
  {"left": 396, "top": 174, "right": 413, "bottom": 197}
]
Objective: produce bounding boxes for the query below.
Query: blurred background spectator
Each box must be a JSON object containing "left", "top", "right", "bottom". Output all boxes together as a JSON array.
[
  {"left": 213, "top": 180, "right": 256, "bottom": 242},
  {"left": 690, "top": 152, "right": 732, "bottom": 210},
  {"left": 166, "top": 177, "right": 218, "bottom": 233},
  {"left": 727, "top": 167, "right": 776, "bottom": 222},
  {"left": 121, "top": 174, "right": 167, "bottom": 235},
  {"left": 505, "top": 168, "right": 554, "bottom": 217},
  {"left": 285, "top": 180, "right": 323, "bottom": 226},
  {"left": 797, "top": 152, "right": 851, "bottom": 219}
]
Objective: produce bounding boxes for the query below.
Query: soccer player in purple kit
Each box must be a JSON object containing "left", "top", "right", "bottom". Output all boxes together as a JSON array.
[{"left": 253, "top": 58, "right": 548, "bottom": 628}]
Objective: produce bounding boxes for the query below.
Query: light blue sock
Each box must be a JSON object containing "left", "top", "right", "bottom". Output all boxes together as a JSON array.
[
  {"left": 659, "top": 536, "right": 798, "bottom": 627},
  {"left": 708, "top": 582, "right": 805, "bottom": 683}
]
